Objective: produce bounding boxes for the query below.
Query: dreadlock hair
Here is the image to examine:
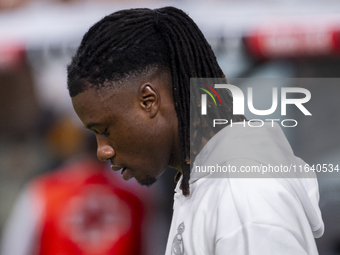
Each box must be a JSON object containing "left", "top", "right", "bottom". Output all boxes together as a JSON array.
[{"left": 67, "top": 6, "right": 245, "bottom": 196}]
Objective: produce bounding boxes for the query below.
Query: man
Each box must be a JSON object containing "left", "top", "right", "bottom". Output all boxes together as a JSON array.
[{"left": 68, "top": 7, "right": 324, "bottom": 254}]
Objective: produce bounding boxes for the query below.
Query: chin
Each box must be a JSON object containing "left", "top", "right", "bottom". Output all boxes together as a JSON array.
[{"left": 137, "top": 175, "right": 158, "bottom": 187}]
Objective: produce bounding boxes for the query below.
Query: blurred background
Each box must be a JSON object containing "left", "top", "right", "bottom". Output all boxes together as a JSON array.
[{"left": 0, "top": 0, "right": 340, "bottom": 254}]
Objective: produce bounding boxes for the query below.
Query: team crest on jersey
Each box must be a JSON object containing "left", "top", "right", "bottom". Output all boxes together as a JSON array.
[{"left": 172, "top": 222, "right": 185, "bottom": 255}]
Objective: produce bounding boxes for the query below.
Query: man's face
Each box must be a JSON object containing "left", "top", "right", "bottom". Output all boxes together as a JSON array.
[{"left": 71, "top": 78, "right": 179, "bottom": 186}]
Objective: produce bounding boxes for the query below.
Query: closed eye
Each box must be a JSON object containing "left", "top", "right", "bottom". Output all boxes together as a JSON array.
[{"left": 100, "top": 128, "right": 109, "bottom": 137}]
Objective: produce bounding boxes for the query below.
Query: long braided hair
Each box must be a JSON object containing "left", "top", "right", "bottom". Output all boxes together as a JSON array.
[{"left": 67, "top": 7, "right": 244, "bottom": 196}]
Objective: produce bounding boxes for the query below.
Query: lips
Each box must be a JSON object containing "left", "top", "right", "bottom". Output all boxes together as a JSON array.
[
  {"left": 111, "top": 165, "right": 124, "bottom": 171},
  {"left": 111, "top": 165, "right": 132, "bottom": 181},
  {"left": 121, "top": 167, "right": 127, "bottom": 176},
  {"left": 121, "top": 167, "right": 132, "bottom": 181}
]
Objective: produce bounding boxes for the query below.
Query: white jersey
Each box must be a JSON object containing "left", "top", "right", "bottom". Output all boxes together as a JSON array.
[{"left": 165, "top": 123, "right": 324, "bottom": 255}]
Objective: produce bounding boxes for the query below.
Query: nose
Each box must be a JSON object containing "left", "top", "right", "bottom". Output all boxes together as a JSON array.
[{"left": 96, "top": 136, "right": 115, "bottom": 161}]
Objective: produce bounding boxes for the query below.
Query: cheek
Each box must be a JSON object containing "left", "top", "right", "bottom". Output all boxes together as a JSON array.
[
  {"left": 119, "top": 130, "right": 169, "bottom": 167},
  {"left": 113, "top": 112, "right": 173, "bottom": 170},
  {"left": 111, "top": 123, "right": 150, "bottom": 156},
  {"left": 117, "top": 115, "right": 152, "bottom": 146}
]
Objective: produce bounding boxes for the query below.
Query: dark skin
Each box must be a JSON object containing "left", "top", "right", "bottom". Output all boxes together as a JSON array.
[{"left": 72, "top": 69, "right": 182, "bottom": 186}]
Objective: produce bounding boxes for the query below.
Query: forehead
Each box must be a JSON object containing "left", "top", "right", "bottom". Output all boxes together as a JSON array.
[{"left": 71, "top": 87, "right": 128, "bottom": 128}]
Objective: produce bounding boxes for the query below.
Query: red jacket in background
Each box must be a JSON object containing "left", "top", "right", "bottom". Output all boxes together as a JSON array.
[{"left": 30, "top": 159, "right": 143, "bottom": 255}]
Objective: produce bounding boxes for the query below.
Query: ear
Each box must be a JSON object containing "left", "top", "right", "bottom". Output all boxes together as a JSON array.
[{"left": 138, "top": 83, "right": 160, "bottom": 118}]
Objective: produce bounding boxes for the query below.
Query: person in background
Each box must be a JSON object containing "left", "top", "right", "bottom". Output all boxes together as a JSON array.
[{"left": 0, "top": 116, "right": 149, "bottom": 255}]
